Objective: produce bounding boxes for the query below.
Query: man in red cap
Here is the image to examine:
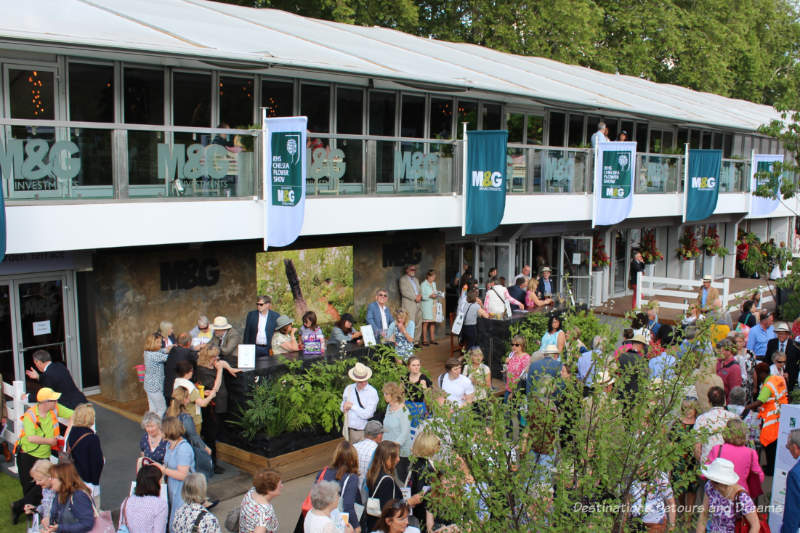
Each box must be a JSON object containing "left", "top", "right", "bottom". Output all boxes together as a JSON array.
[{"left": 11, "top": 387, "right": 73, "bottom": 524}]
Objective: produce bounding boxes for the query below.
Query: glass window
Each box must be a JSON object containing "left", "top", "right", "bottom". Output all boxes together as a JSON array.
[
  {"left": 301, "top": 84, "right": 330, "bottom": 133},
  {"left": 636, "top": 123, "right": 648, "bottom": 153},
  {"left": 568, "top": 114, "right": 584, "bottom": 147},
  {"left": 507, "top": 112, "right": 523, "bottom": 143},
  {"left": 649, "top": 130, "right": 661, "bottom": 153},
  {"left": 219, "top": 76, "right": 253, "bottom": 128},
  {"left": 401, "top": 94, "right": 425, "bottom": 138},
  {"left": 689, "top": 130, "right": 700, "bottom": 149},
  {"left": 124, "top": 68, "right": 164, "bottom": 124},
  {"left": 482, "top": 103, "right": 502, "bottom": 130},
  {"left": 262, "top": 79, "right": 294, "bottom": 118},
  {"left": 701, "top": 131, "right": 712, "bottom": 149},
  {"left": 606, "top": 121, "right": 618, "bottom": 142},
  {"left": 723, "top": 134, "right": 733, "bottom": 158},
  {"left": 9, "top": 69, "right": 55, "bottom": 120},
  {"left": 430, "top": 97, "right": 453, "bottom": 139},
  {"left": 456, "top": 100, "right": 477, "bottom": 138},
  {"left": 548, "top": 112, "right": 565, "bottom": 146},
  {"left": 68, "top": 64, "right": 113, "bottom": 122},
  {"left": 713, "top": 132, "right": 723, "bottom": 150},
  {"left": 586, "top": 116, "right": 601, "bottom": 143},
  {"left": 526, "top": 115, "right": 543, "bottom": 145},
  {"left": 621, "top": 121, "right": 634, "bottom": 142},
  {"left": 337, "top": 87, "right": 363, "bottom": 134},
  {"left": 369, "top": 92, "right": 395, "bottom": 136},
  {"left": 662, "top": 130, "right": 674, "bottom": 152},
  {"left": 173, "top": 72, "right": 211, "bottom": 127}
]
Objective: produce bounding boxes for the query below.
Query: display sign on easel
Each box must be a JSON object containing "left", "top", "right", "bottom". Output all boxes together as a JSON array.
[
  {"left": 237, "top": 344, "right": 255, "bottom": 370},
  {"left": 768, "top": 403, "right": 800, "bottom": 532}
]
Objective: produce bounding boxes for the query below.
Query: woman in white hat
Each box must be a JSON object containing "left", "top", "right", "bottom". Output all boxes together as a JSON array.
[
  {"left": 695, "top": 457, "right": 760, "bottom": 533},
  {"left": 271, "top": 315, "right": 300, "bottom": 355}
]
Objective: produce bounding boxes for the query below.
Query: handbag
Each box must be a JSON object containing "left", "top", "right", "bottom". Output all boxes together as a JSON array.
[
  {"left": 451, "top": 310, "right": 465, "bottom": 335},
  {"left": 224, "top": 506, "right": 241, "bottom": 533},
  {"left": 58, "top": 432, "right": 90, "bottom": 464},
  {"left": 87, "top": 497, "right": 115, "bottom": 533},
  {"left": 338, "top": 473, "right": 364, "bottom": 521},
  {"left": 26, "top": 513, "right": 39, "bottom": 533},
  {"left": 116, "top": 497, "right": 130, "bottom": 533},
  {"left": 733, "top": 489, "right": 771, "bottom": 533},
  {"left": 366, "top": 475, "right": 392, "bottom": 517},
  {"left": 301, "top": 467, "right": 329, "bottom": 515},
  {"left": 434, "top": 301, "right": 444, "bottom": 323}
]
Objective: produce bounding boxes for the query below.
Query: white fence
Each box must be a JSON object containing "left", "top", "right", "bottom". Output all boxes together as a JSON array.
[
  {"left": 2, "top": 380, "right": 30, "bottom": 445},
  {"left": 635, "top": 272, "right": 730, "bottom": 312}
]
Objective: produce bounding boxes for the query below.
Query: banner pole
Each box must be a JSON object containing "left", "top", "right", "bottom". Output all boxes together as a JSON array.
[
  {"left": 682, "top": 143, "right": 689, "bottom": 223},
  {"left": 268, "top": 107, "right": 274, "bottom": 252},
  {"left": 461, "top": 122, "right": 468, "bottom": 237}
]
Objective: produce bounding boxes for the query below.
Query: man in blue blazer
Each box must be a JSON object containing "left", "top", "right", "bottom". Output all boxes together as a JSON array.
[
  {"left": 366, "top": 288, "right": 394, "bottom": 343},
  {"left": 25, "top": 350, "right": 87, "bottom": 409},
  {"left": 783, "top": 428, "right": 800, "bottom": 533},
  {"left": 243, "top": 295, "right": 279, "bottom": 357}
]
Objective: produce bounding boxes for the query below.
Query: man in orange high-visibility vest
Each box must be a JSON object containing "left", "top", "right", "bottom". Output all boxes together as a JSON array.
[
  {"left": 747, "top": 363, "right": 788, "bottom": 477},
  {"left": 10, "top": 388, "right": 73, "bottom": 525}
]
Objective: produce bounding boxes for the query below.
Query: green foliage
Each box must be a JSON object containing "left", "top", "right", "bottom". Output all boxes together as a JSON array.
[
  {"left": 508, "top": 312, "right": 550, "bottom": 352},
  {"left": 233, "top": 345, "right": 408, "bottom": 439},
  {"left": 509, "top": 309, "right": 618, "bottom": 354},
  {"left": 777, "top": 258, "right": 800, "bottom": 319},
  {"left": 256, "top": 246, "right": 353, "bottom": 327},
  {"left": 423, "top": 315, "right": 718, "bottom": 532},
  {"left": 738, "top": 232, "right": 770, "bottom": 278},
  {"left": 563, "top": 309, "right": 618, "bottom": 347}
]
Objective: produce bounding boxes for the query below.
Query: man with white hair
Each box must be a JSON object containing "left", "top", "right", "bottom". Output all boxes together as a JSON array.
[
  {"left": 189, "top": 315, "right": 212, "bottom": 348},
  {"left": 782, "top": 428, "right": 800, "bottom": 532},
  {"left": 591, "top": 121, "right": 609, "bottom": 148}
]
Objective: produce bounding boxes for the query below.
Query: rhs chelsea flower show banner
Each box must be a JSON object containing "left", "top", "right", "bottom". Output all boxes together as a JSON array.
[
  {"left": 750, "top": 153, "right": 783, "bottom": 217},
  {"left": 684, "top": 149, "right": 721, "bottom": 222},
  {"left": 263, "top": 114, "right": 307, "bottom": 250},
  {"left": 464, "top": 130, "right": 508, "bottom": 235},
  {"left": 592, "top": 141, "right": 636, "bottom": 227}
]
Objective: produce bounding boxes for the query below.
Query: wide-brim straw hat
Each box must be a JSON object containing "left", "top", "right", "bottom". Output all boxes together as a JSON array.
[
  {"left": 541, "top": 267, "right": 552, "bottom": 273},
  {"left": 542, "top": 344, "right": 560, "bottom": 355},
  {"left": 212, "top": 316, "right": 232, "bottom": 330},
  {"left": 348, "top": 362, "right": 373, "bottom": 382},
  {"left": 701, "top": 458, "right": 739, "bottom": 485},
  {"left": 702, "top": 274, "right": 713, "bottom": 282},
  {"left": 774, "top": 321, "right": 791, "bottom": 333},
  {"left": 631, "top": 334, "right": 649, "bottom": 345},
  {"left": 275, "top": 315, "right": 293, "bottom": 330}
]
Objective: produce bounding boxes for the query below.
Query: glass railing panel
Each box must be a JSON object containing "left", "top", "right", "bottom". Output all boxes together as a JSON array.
[
  {"left": 506, "top": 146, "right": 528, "bottom": 193},
  {"left": 636, "top": 154, "right": 681, "bottom": 193},
  {"left": 721, "top": 159, "right": 750, "bottom": 192},
  {"left": 375, "top": 139, "right": 455, "bottom": 195},
  {"left": 538, "top": 148, "right": 588, "bottom": 193}
]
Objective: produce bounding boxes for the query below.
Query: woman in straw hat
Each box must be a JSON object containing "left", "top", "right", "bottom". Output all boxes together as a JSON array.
[
  {"left": 271, "top": 315, "right": 300, "bottom": 355},
  {"left": 695, "top": 457, "right": 760, "bottom": 533}
]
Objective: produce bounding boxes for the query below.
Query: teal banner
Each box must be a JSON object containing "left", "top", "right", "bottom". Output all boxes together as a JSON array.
[
  {"left": 465, "top": 130, "right": 508, "bottom": 235},
  {"left": 685, "top": 149, "right": 721, "bottom": 222}
]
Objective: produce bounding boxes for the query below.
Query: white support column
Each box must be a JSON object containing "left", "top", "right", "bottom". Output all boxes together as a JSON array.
[{"left": 636, "top": 270, "right": 643, "bottom": 309}]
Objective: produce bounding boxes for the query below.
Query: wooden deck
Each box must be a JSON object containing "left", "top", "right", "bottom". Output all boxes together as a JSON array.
[{"left": 592, "top": 277, "right": 778, "bottom": 325}]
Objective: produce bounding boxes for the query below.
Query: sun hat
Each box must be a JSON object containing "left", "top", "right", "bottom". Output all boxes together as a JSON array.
[
  {"left": 212, "top": 316, "right": 232, "bottom": 330},
  {"left": 702, "top": 274, "right": 713, "bottom": 282},
  {"left": 275, "top": 315, "right": 293, "bottom": 330},
  {"left": 340, "top": 313, "right": 356, "bottom": 324},
  {"left": 348, "top": 362, "right": 373, "bottom": 382},
  {"left": 595, "top": 371, "right": 615, "bottom": 387},
  {"left": 542, "top": 344, "right": 560, "bottom": 355},
  {"left": 36, "top": 387, "right": 61, "bottom": 402},
  {"left": 631, "top": 334, "right": 649, "bottom": 345},
  {"left": 541, "top": 266, "right": 551, "bottom": 273},
  {"left": 774, "top": 321, "right": 791, "bottom": 333},
  {"left": 701, "top": 457, "right": 739, "bottom": 485}
]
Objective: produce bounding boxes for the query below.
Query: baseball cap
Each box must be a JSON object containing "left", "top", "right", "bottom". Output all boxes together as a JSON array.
[{"left": 36, "top": 387, "right": 61, "bottom": 402}]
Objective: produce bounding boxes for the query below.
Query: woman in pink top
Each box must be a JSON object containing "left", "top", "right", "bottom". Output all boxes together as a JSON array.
[
  {"left": 704, "top": 419, "right": 764, "bottom": 497},
  {"left": 504, "top": 335, "right": 531, "bottom": 401}
]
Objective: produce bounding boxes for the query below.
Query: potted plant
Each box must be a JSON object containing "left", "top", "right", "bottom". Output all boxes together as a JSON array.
[
  {"left": 701, "top": 227, "right": 729, "bottom": 278},
  {"left": 639, "top": 229, "right": 663, "bottom": 277},
  {"left": 677, "top": 227, "right": 701, "bottom": 285}
]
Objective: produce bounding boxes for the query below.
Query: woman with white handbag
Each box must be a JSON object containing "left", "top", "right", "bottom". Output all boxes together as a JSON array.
[{"left": 363, "top": 442, "right": 414, "bottom": 532}]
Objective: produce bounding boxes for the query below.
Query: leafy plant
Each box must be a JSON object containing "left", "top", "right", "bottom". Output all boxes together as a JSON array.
[
  {"left": 592, "top": 235, "right": 610, "bottom": 269},
  {"left": 563, "top": 309, "right": 618, "bottom": 347},
  {"left": 639, "top": 228, "right": 663, "bottom": 264},
  {"left": 701, "top": 227, "right": 728, "bottom": 258},
  {"left": 676, "top": 227, "right": 700, "bottom": 260},
  {"left": 508, "top": 312, "right": 550, "bottom": 353}
]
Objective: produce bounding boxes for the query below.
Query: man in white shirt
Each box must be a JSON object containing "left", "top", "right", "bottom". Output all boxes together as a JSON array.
[
  {"left": 514, "top": 265, "right": 531, "bottom": 285},
  {"left": 354, "top": 420, "right": 383, "bottom": 489},
  {"left": 243, "top": 295, "right": 279, "bottom": 358},
  {"left": 341, "top": 363, "right": 379, "bottom": 444},
  {"left": 693, "top": 386, "right": 737, "bottom": 463},
  {"left": 590, "top": 121, "right": 609, "bottom": 148}
]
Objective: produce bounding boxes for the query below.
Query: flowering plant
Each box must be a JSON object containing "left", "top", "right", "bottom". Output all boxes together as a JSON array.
[
  {"left": 701, "top": 227, "right": 729, "bottom": 258},
  {"left": 677, "top": 227, "right": 701, "bottom": 260},
  {"left": 639, "top": 229, "right": 663, "bottom": 264},
  {"left": 592, "top": 235, "right": 610, "bottom": 269}
]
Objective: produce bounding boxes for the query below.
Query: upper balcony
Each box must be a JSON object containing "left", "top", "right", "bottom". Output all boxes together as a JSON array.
[{"left": 0, "top": 119, "right": 753, "bottom": 202}]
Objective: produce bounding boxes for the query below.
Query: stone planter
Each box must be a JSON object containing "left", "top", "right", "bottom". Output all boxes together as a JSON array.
[
  {"left": 601, "top": 265, "right": 610, "bottom": 302},
  {"left": 680, "top": 258, "right": 696, "bottom": 290},
  {"left": 591, "top": 269, "right": 604, "bottom": 306},
  {"left": 644, "top": 263, "right": 655, "bottom": 278}
]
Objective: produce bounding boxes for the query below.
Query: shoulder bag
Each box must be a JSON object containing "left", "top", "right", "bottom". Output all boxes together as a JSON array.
[
  {"left": 493, "top": 287, "right": 512, "bottom": 318},
  {"left": 339, "top": 472, "right": 364, "bottom": 521},
  {"left": 451, "top": 308, "right": 465, "bottom": 335},
  {"left": 191, "top": 508, "right": 209, "bottom": 533},
  {"left": 366, "top": 475, "right": 392, "bottom": 517},
  {"left": 116, "top": 497, "right": 130, "bottom": 533},
  {"left": 301, "top": 467, "right": 329, "bottom": 515},
  {"left": 224, "top": 504, "right": 241, "bottom": 533},
  {"left": 733, "top": 488, "right": 770, "bottom": 533},
  {"left": 87, "top": 494, "right": 115, "bottom": 533},
  {"left": 58, "top": 431, "right": 91, "bottom": 464}
]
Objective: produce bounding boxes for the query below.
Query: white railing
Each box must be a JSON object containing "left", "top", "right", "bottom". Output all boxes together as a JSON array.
[
  {"left": 635, "top": 272, "right": 730, "bottom": 312},
  {"left": 2, "top": 380, "right": 29, "bottom": 446}
]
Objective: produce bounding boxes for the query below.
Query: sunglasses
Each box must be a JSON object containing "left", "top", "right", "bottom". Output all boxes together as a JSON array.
[
  {"left": 256, "top": 302, "right": 266, "bottom": 306},
  {"left": 777, "top": 360, "right": 787, "bottom": 364},
  {"left": 378, "top": 294, "right": 388, "bottom": 297},
  {"left": 511, "top": 343, "right": 521, "bottom": 347}
]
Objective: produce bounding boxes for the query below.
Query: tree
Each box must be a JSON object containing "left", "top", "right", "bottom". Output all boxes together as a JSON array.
[{"left": 421, "top": 311, "right": 716, "bottom": 532}]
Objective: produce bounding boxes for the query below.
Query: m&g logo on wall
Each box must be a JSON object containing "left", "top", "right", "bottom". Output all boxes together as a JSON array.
[
  {"left": 691, "top": 176, "right": 716, "bottom": 190},
  {"left": 471, "top": 170, "right": 503, "bottom": 191}
]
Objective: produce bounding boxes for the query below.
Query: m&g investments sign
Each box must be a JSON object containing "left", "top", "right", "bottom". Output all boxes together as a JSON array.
[
  {"left": 0, "top": 139, "right": 81, "bottom": 190},
  {"left": 271, "top": 131, "right": 302, "bottom": 206},
  {"left": 592, "top": 141, "right": 636, "bottom": 227}
]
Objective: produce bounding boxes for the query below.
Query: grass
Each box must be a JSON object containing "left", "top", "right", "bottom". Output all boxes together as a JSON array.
[{"left": 0, "top": 471, "right": 27, "bottom": 533}]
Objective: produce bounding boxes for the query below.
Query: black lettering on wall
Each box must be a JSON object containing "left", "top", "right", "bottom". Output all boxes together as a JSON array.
[
  {"left": 382, "top": 243, "right": 422, "bottom": 268},
  {"left": 160, "top": 258, "right": 220, "bottom": 291}
]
